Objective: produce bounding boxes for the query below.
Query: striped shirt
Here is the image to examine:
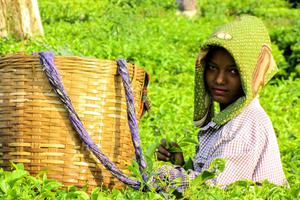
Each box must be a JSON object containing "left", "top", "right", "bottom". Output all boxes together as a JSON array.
[{"left": 155, "top": 98, "right": 288, "bottom": 192}]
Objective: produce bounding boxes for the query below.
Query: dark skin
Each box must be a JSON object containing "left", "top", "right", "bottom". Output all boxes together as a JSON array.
[
  {"left": 205, "top": 47, "right": 244, "bottom": 110},
  {"left": 156, "top": 139, "right": 185, "bottom": 166},
  {"left": 156, "top": 47, "right": 244, "bottom": 166}
]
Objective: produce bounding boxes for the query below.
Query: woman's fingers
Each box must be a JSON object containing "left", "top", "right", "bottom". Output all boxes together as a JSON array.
[
  {"left": 156, "top": 151, "right": 170, "bottom": 161},
  {"left": 169, "top": 142, "right": 184, "bottom": 166},
  {"left": 171, "top": 141, "right": 179, "bottom": 147},
  {"left": 157, "top": 139, "right": 181, "bottom": 163},
  {"left": 156, "top": 144, "right": 171, "bottom": 161},
  {"left": 173, "top": 152, "right": 184, "bottom": 166},
  {"left": 160, "top": 139, "right": 167, "bottom": 147},
  {"left": 158, "top": 145, "right": 171, "bottom": 157}
]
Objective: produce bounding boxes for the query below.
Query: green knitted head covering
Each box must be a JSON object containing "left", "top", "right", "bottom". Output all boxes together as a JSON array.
[{"left": 194, "top": 15, "right": 278, "bottom": 127}]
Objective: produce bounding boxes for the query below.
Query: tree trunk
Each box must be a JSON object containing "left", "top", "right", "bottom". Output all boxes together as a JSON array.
[
  {"left": 176, "top": 0, "right": 197, "bottom": 17},
  {"left": 0, "top": 0, "right": 44, "bottom": 39}
]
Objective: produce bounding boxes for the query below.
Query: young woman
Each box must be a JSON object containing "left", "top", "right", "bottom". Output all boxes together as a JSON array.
[{"left": 155, "top": 15, "right": 288, "bottom": 192}]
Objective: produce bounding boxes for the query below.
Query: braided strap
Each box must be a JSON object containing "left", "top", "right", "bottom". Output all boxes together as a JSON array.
[
  {"left": 116, "top": 59, "right": 148, "bottom": 183},
  {"left": 37, "top": 52, "right": 144, "bottom": 190}
]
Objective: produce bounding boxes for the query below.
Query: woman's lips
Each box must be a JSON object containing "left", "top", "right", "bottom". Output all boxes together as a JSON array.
[{"left": 212, "top": 87, "right": 228, "bottom": 95}]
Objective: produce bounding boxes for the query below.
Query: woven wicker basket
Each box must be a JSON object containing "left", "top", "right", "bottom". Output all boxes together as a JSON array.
[{"left": 0, "top": 53, "right": 148, "bottom": 190}]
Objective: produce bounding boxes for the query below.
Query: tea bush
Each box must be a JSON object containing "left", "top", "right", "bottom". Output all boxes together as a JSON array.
[{"left": 0, "top": 0, "right": 299, "bottom": 199}]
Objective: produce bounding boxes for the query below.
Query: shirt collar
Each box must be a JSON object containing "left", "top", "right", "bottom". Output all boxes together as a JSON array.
[{"left": 199, "top": 121, "right": 222, "bottom": 135}]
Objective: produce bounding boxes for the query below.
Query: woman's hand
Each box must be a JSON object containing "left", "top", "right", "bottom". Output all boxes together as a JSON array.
[{"left": 156, "top": 139, "right": 185, "bottom": 166}]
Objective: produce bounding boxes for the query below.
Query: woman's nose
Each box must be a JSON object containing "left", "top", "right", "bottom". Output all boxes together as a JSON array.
[{"left": 216, "top": 71, "right": 226, "bottom": 85}]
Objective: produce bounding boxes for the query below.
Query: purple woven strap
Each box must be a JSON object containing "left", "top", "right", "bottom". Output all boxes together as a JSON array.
[
  {"left": 37, "top": 52, "right": 145, "bottom": 190},
  {"left": 116, "top": 59, "right": 147, "bottom": 182}
]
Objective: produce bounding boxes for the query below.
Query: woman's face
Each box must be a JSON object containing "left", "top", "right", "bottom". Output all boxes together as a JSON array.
[{"left": 205, "top": 48, "right": 244, "bottom": 110}]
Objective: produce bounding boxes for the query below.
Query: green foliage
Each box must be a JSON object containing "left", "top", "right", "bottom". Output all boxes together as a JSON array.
[
  {"left": 270, "top": 21, "right": 300, "bottom": 78},
  {"left": 0, "top": 0, "right": 299, "bottom": 199},
  {"left": 197, "top": 0, "right": 289, "bottom": 19},
  {"left": 261, "top": 78, "right": 300, "bottom": 196},
  {"left": 0, "top": 163, "right": 91, "bottom": 199}
]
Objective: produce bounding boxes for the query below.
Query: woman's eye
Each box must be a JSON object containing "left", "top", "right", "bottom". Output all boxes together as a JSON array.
[
  {"left": 230, "top": 68, "right": 239, "bottom": 75},
  {"left": 208, "top": 65, "right": 216, "bottom": 70}
]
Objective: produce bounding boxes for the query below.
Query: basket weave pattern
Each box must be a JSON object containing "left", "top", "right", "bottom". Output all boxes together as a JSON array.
[{"left": 0, "top": 54, "right": 146, "bottom": 189}]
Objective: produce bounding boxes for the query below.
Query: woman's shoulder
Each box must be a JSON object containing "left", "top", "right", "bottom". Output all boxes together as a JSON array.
[
  {"left": 234, "top": 97, "right": 272, "bottom": 126},
  {"left": 221, "top": 97, "right": 274, "bottom": 140}
]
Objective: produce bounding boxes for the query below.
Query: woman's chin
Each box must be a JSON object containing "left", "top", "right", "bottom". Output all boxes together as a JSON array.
[{"left": 212, "top": 96, "right": 229, "bottom": 105}]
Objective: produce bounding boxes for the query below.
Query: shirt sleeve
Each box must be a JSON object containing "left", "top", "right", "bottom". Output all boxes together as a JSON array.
[
  {"left": 153, "top": 164, "right": 200, "bottom": 193},
  {"left": 153, "top": 125, "right": 267, "bottom": 192}
]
